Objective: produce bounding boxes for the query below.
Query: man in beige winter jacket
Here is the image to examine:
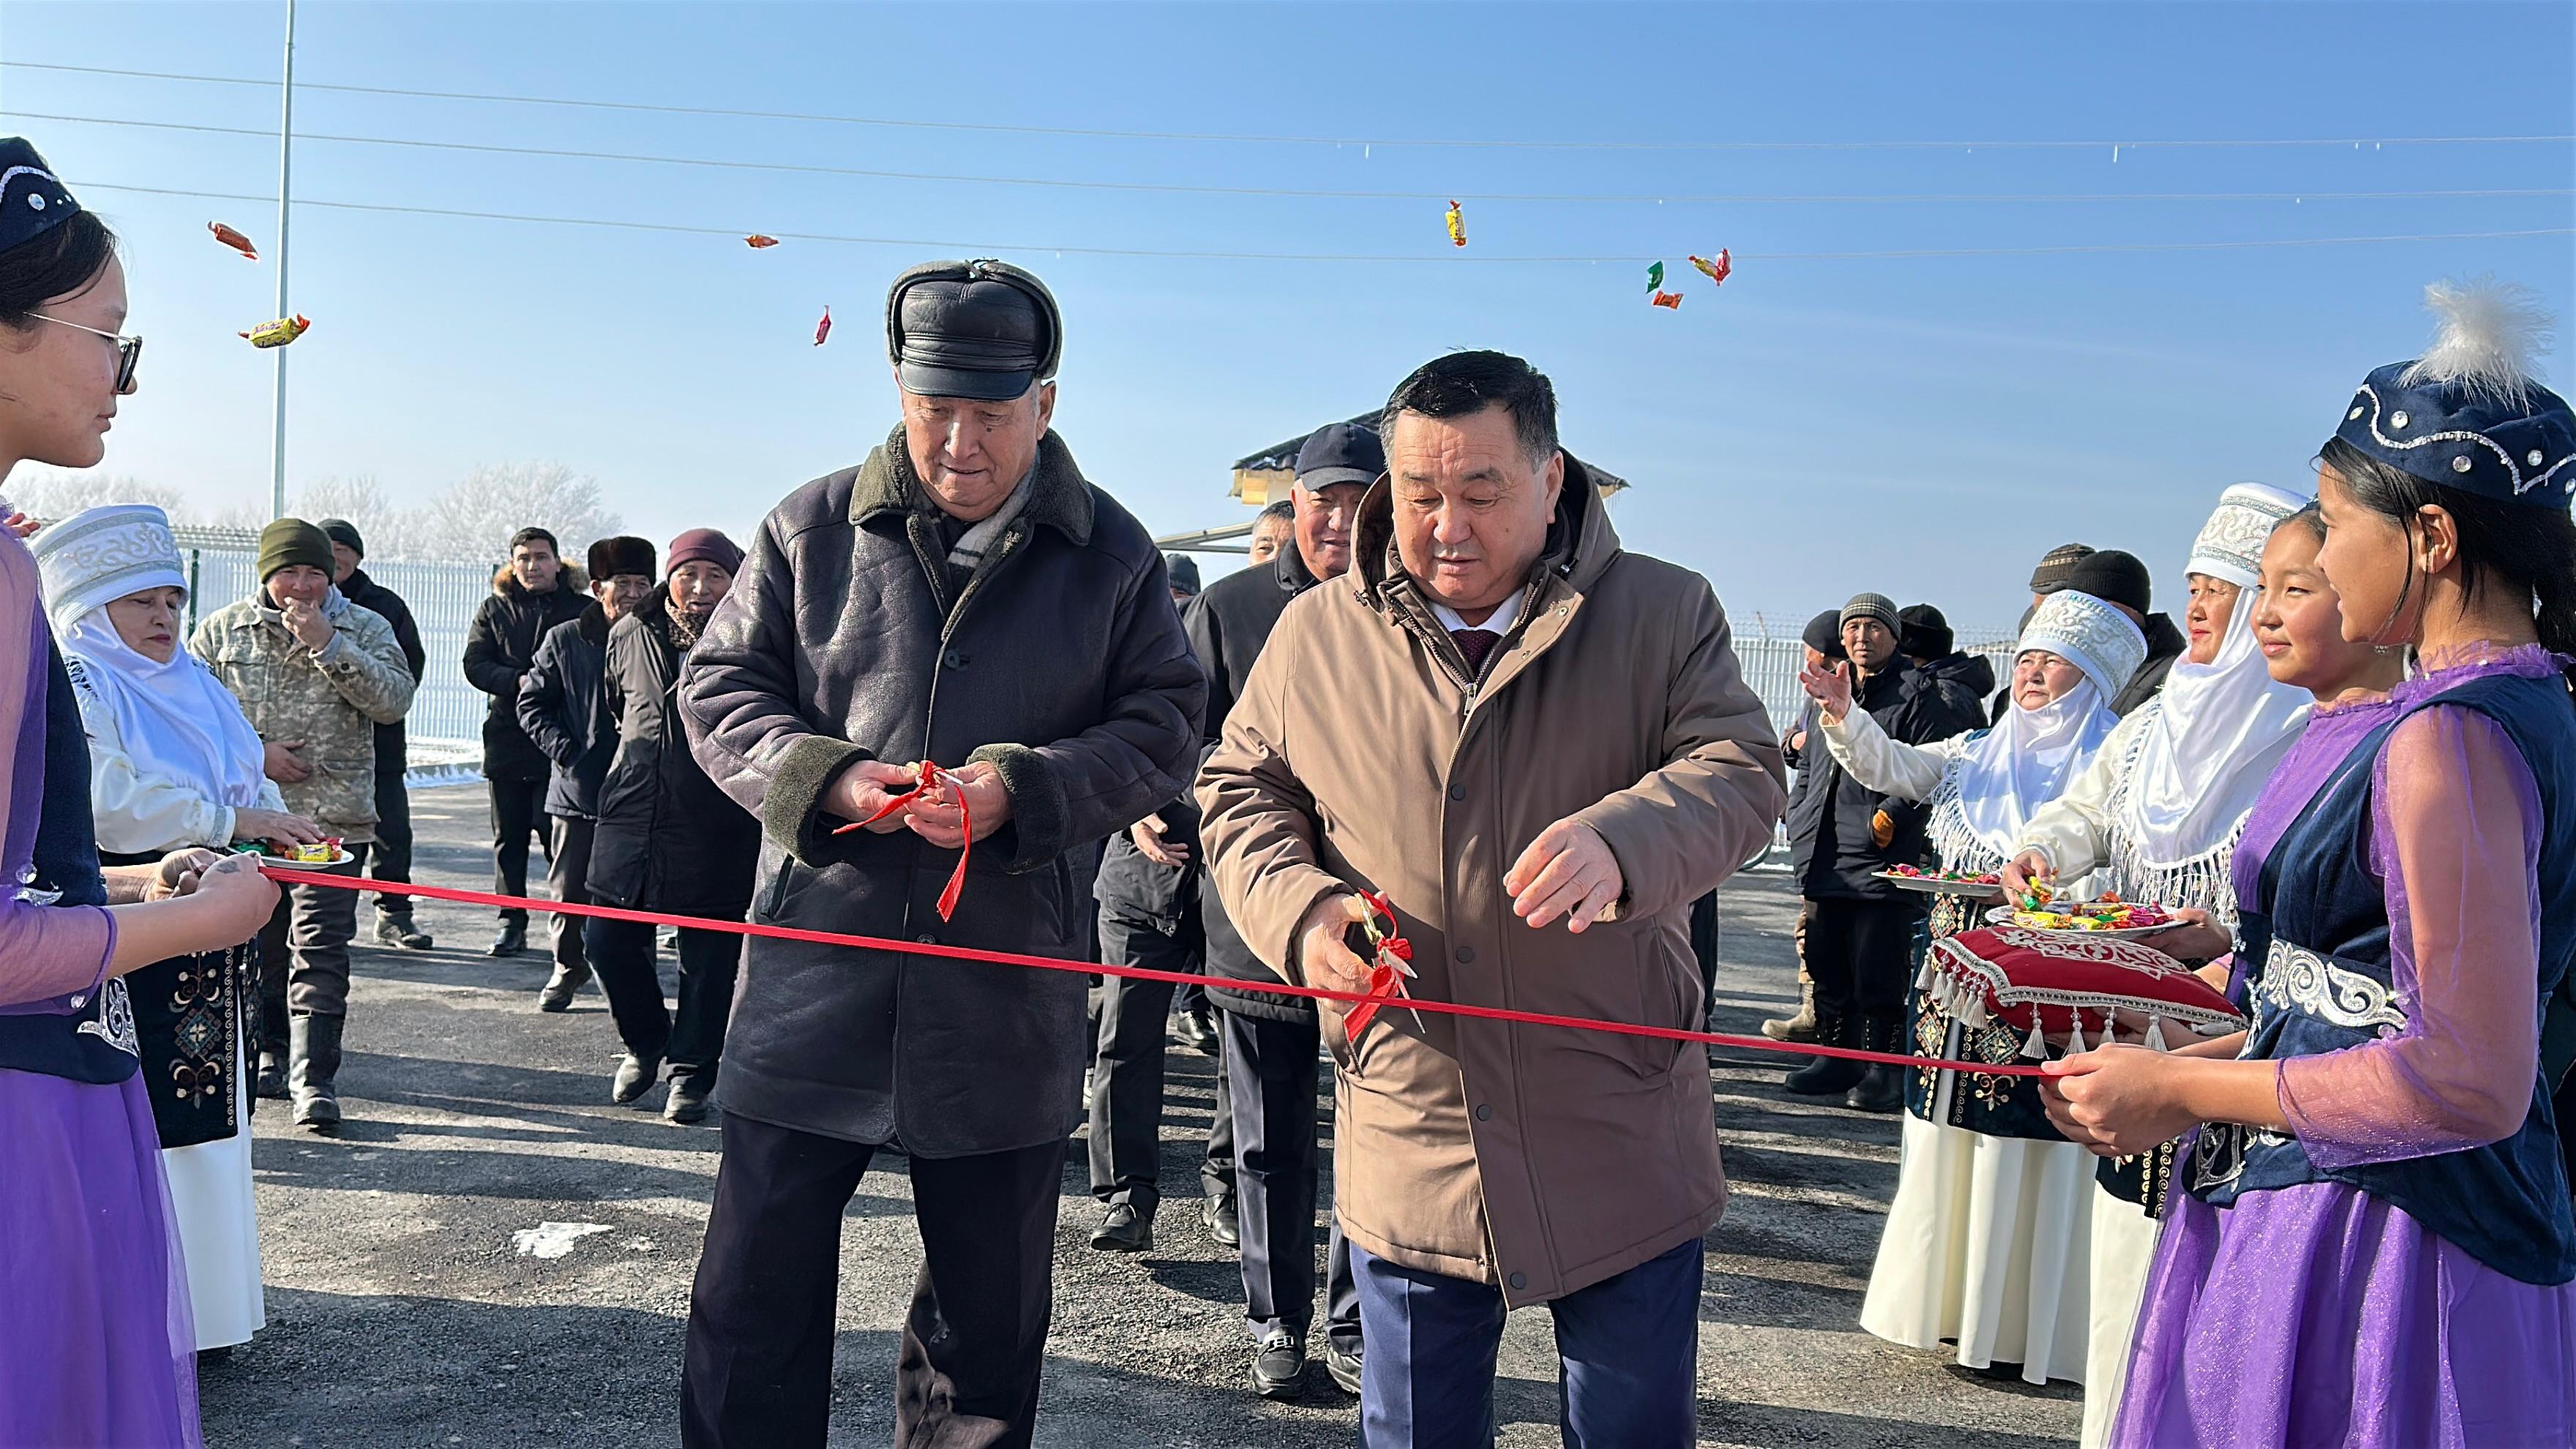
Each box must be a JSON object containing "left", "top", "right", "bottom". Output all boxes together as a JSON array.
[
  {"left": 1198, "top": 351, "right": 1783, "bottom": 1446},
  {"left": 193, "top": 517, "right": 414, "bottom": 1128}
]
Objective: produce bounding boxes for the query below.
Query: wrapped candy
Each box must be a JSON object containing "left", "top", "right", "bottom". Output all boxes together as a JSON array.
[
  {"left": 1690, "top": 250, "right": 1732, "bottom": 286},
  {"left": 1650, "top": 291, "right": 1683, "bottom": 310},
  {"left": 813, "top": 306, "right": 832, "bottom": 347},
  {"left": 744, "top": 234, "right": 781, "bottom": 249},
  {"left": 1444, "top": 201, "right": 1466, "bottom": 248},
  {"left": 239, "top": 315, "right": 310, "bottom": 348},
  {"left": 208, "top": 222, "right": 258, "bottom": 261}
]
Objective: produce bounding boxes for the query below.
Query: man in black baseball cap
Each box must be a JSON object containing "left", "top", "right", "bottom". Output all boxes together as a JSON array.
[{"left": 674, "top": 261, "right": 1203, "bottom": 1445}]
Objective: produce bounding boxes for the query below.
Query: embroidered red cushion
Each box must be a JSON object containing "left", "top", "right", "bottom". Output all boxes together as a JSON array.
[{"left": 1922, "top": 926, "right": 2245, "bottom": 1056}]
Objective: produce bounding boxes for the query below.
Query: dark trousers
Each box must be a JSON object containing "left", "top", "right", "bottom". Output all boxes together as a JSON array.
[
  {"left": 487, "top": 776, "right": 550, "bottom": 922},
  {"left": 546, "top": 815, "right": 594, "bottom": 975},
  {"left": 1802, "top": 896, "right": 1923, "bottom": 1027},
  {"left": 586, "top": 917, "right": 741, "bottom": 1085},
  {"left": 255, "top": 859, "right": 363, "bottom": 1053},
  {"left": 362, "top": 764, "right": 416, "bottom": 923},
  {"left": 1087, "top": 910, "right": 1213, "bottom": 1215},
  {"left": 1225, "top": 1007, "right": 1359, "bottom": 1349},
  {"left": 1353, "top": 1236, "right": 1702, "bottom": 1449},
  {"left": 682, "top": 1116, "right": 1058, "bottom": 1448}
]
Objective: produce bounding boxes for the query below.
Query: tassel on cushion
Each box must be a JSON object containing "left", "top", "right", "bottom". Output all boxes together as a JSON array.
[
  {"left": 2020, "top": 1019, "right": 2049, "bottom": 1059},
  {"left": 1915, "top": 954, "right": 1939, "bottom": 994},
  {"left": 2146, "top": 1015, "right": 2170, "bottom": 1052},
  {"left": 2066, "top": 1010, "right": 2088, "bottom": 1054}
]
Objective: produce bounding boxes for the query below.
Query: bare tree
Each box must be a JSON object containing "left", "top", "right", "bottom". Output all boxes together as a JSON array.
[
  {"left": 2, "top": 468, "right": 195, "bottom": 522},
  {"left": 2, "top": 461, "right": 622, "bottom": 568},
  {"left": 293, "top": 474, "right": 413, "bottom": 556},
  {"left": 400, "top": 463, "right": 622, "bottom": 567}
]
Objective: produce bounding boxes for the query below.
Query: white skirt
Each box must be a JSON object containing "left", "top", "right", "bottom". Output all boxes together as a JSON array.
[
  {"left": 2078, "top": 1179, "right": 2163, "bottom": 1449},
  {"left": 1860, "top": 1112, "right": 2094, "bottom": 1386},
  {"left": 160, "top": 1033, "right": 265, "bottom": 1351}
]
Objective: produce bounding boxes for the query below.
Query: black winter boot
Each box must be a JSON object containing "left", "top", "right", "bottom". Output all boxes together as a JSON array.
[
  {"left": 1845, "top": 1014, "right": 1907, "bottom": 1114},
  {"left": 1784, "top": 1006, "right": 1867, "bottom": 1096},
  {"left": 290, "top": 1014, "right": 344, "bottom": 1129}
]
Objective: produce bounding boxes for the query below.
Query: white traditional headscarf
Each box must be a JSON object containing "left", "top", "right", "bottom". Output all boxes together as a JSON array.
[
  {"left": 33, "top": 506, "right": 269, "bottom": 811},
  {"left": 1950, "top": 591, "right": 2145, "bottom": 858},
  {"left": 2122, "top": 484, "right": 2312, "bottom": 871}
]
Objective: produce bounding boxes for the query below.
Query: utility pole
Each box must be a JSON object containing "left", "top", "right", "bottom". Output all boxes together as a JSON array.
[{"left": 268, "top": 0, "right": 296, "bottom": 520}]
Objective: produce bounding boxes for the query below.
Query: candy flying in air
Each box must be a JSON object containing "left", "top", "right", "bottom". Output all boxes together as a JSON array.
[
  {"left": 239, "top": 314, "right": 311, "bottom": 348},
  {"left": 208, "top": 222, "right": 258, "bottom": 261}
]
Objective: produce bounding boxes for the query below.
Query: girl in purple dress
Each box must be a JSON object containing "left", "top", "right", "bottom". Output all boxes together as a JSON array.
[
  {"left": 2043, "top": 278, "right": 2576, "bottom": 1447},
  {"left": 0, "top": 140, "right": 282, "bottom": 1447}
]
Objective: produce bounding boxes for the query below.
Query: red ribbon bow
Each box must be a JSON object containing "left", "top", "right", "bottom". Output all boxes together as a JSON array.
[
  {"left": 1343, "top": 890, "right": 1421, "bottom": 1043},
  {"left": 832, "top": 760, "right": 970, "bottom": 921}
]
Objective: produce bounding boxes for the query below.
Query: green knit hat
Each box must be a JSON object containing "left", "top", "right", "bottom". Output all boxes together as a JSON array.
[{"left": 257, "top": 518, "right": 336, "bottom": 580}]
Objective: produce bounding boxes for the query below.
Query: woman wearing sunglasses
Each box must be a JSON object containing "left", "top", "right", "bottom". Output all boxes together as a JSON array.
[{"left": 0, "top": 140, "right": 279, "bottom": 1448}]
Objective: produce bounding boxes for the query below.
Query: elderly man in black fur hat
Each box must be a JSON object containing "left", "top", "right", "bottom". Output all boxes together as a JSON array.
[
  {"left": 675, "top": 260, "right": 1204, "bottom": 1448},
  {"left": 514, "top": 534, "right": 656, "bottom": 1011}
]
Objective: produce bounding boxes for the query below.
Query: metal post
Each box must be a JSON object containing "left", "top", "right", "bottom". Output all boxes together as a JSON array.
[{"left": 267, "top": 0, "right": 296, "bottom": 520}]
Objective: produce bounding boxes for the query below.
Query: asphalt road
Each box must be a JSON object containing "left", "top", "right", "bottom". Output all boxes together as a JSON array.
[{"left": 197, "top": 782, "right": 2079, "bottom": 1448}]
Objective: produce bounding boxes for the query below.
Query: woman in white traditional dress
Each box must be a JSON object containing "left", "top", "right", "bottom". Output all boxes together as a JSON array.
[
  {"left": 1800, "top": 587, "right": 2146, "bottom": 1385},
  {"left": 34, "top": 503, "right": 324, "bottom": 1354},
  {"left": 1998, "top": 482, "right": 2324, "bottom": 1447}
]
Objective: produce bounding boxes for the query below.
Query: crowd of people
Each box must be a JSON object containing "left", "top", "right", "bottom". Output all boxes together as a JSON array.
[{"left": 4, "top": 132, "right": 2576, "bottom": 1449}]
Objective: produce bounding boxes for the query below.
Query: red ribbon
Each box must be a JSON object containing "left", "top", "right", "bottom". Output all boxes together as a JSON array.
[
  {"left": 831, "top": 760, "right": 969, "bottom": 921},
  {"left": 1344, "top": 890, "right": 1418, "bottom": 1044},
  {"left": 253, "top": 866, "right": 2047, "bottom": 1077}
]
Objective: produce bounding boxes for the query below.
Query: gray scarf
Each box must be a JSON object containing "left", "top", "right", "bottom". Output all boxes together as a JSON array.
[{"left": 943, "top": 470, "right": 1036, "bottom": 574}]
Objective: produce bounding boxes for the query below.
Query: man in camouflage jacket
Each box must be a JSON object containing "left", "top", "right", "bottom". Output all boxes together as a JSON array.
[{"left": 190, "top": 519, "right": 415, "bottom": 1127}]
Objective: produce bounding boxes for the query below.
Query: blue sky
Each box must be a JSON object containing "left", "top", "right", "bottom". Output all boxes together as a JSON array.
[{"left": 1, "top": 0, "right": 2568, "bottom": 634}]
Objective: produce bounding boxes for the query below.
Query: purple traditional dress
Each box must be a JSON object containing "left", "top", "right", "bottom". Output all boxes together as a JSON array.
[
  {"left": 2114, "top": 647, "right": 2576, "bottom": 1446},
  {"left": 0, "top": 533, "right": 201, "bottom": 1445}
]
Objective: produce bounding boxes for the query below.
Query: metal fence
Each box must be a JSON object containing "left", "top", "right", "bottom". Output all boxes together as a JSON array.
[
  {"left": 1730, "top": 613, "right": 2016, "bottom": 735},
  {"left": 180, "top": 546, "right": 495, "bottom": 769}
]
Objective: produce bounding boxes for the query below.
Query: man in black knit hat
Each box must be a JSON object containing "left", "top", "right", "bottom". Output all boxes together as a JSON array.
[
  {"left": 321, "top": 518, "right": 433, "bottom": 951},
  {"left": 1783, "top": 593, "right": 1961, "bottom": 1113},
  {"left": 1765, "top": 609, "right": 1848, "bottom": 1044},
  {"left": 2065, "top": 548, "right": 2186, "bottom": 714}
]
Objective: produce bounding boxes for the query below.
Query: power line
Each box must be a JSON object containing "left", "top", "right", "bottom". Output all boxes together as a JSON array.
[
  {"left": 67, "top": 178, "right": 2576, "bottom": 263},
  {"left": 11, "top": 59, "right": 2573, "bottom": 154},
  {"left": 12, "top": 110, "right": 2569, "bottom": 208}
]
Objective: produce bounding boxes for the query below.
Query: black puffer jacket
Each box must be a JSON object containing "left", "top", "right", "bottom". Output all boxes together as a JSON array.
[
  {"left": 1093, "top": 801, "right": 1198, "bottom": 933},
  {"left": 463, "top": 567, "right": 588, "bottom": 782},
  {"left": 2110, "top": 613, "right": 2188, "bottom": 716},
  {"left": 1186, "top": 542, "right": 1328, "bottom": 1023},
  {"left": 587, "top": 593, "right": 757, "bottom": 917},
  {"left": 515, "top": 604, "right": 615, "bottom": 820},
  {"left": 1913, "top": 651, "right": 1995, "bottom": 728},
  {"left": 1786, "top": 659, "right": 1963, "bottom": 900},
  {"left": 340, "top": 567, "right": 424, "bottom": 771},
  {"left": 678, "top": 427, "right": 1205, "bottom": 1155}
]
